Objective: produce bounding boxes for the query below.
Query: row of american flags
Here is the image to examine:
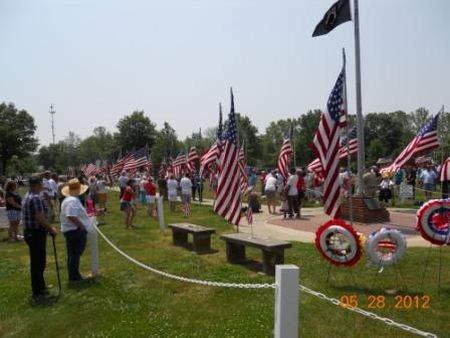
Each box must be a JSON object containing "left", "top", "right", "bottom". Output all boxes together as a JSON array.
[{"left": 79, "top": 78, "right": 441, "bottom": 225}]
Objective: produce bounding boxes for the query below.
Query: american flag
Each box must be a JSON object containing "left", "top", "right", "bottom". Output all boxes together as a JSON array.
[
  {"left": 172, "top": 153, "right": 186, "bottom": 177},
  {"left": 110, "top": 153, "right": 132, "bottom": 177},
  {"left": 308, "top": 126, "right": 357, "bottom": 173},
  {"left": 82, "top": 163, "right": 98, "bottom": 177},
  {"left": 277, "top": 128, "right": 293, "bottom": 183},
  {"left": 159, "top": 161, "right": 166, "bottom": 177},
  {"left": 380, "top": 113, "right": 440, "bottom": 174},
  {"left": 246, "top": 204, "right": 253, "bottom": 225},
  {"left": 440, "top": 156, "right": 450, "bottom": 182},
  {"left": 186, "top": 147, "right": 199, "bottom": 174},
  {"left": 311, "top": 67, "right": 346, "bottom": 217},
  {"left": 200, "top": 142, "right": 221, "bottom": 173},
  {"left": 123, "top": 147, "right": 150, "bottom": 175},
  {"left": 239, "top": 144, "right": 248, "bottom": 193},
  {"left": 200, "top": 105, "right": 224, "bottom": 173},
  {"left": 145, "top": 156, "right": 153, "bottom": 174},
  {"left": 182, "top": 201, "right": 191, "bottom": 217},
  {"left": 213, "top": 88, "right": 241, "bottom": 225}
]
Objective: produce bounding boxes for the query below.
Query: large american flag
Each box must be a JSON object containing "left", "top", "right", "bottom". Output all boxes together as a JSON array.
[
  {"left": 123, "top": 147, "right": 150, "bottom": 175},
  {"left": 311, "top": 68, "right": 346, "bottom": 217},
  {"left": 238, "top": 145, "right": 248, "bottom": 193},
  {"left": 81, "top": 163, "right": 98, "bottom": 177},
  {"left": 277, "top": 129, "right": 293, "bottom": 183},
  {"left": 200, "top": 105, "right": 224, "bottom": 173},
  {"left": 308, "top": 126, "right": 357, "bottom": 173},
  {"left": 214, "top": 88, "right": 241, "bottom": 225},
  {"left": 186, "top": 147, "right": 199, "bottom": 174},
  {"left": 200, "top": 142, "right": 221, "bottom": 172},
  {"left": 380, "top": 113, "right": 440, "bottom": 174},
  {"left": 110, "top": 153, "right": 132, "bottom": 177},
  {"left": 440, "top": 156, "right": 450, "bottom": 182},
  {"left": 172, "top": 153, "right": 186, "bottom": 177}
]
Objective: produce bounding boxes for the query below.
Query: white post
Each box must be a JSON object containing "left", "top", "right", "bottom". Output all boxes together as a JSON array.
[
  {"left": 89, "top": 217, "right": 99, "bottom": 277},
  {"left": 275, "top": 264, "right": 299, "bottom": 338},
  {"left": 157, "top": 196, "right": 165, "bottom": 231}
]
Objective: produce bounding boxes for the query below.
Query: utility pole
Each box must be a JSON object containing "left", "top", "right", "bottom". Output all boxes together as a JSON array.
[{"left": 50, "top": 104, "right": 56, "bottom": 144}]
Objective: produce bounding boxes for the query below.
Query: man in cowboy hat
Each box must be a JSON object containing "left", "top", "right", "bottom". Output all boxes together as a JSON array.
[{"left": 60, "top": 178, "right": 91, "bottom": 282}]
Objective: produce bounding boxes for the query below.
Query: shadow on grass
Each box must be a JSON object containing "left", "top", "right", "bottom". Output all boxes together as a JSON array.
[
  {"left": 29, "top": 295, "right": 60, "bottom": 308},
  {"left": 67, "top": 277, "right": 100, "bottom": 290}
]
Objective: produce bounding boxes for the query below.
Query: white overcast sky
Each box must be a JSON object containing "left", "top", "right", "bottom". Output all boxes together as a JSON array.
[{"left": 1, "top": 0, "right": 449, "bottom": 146}]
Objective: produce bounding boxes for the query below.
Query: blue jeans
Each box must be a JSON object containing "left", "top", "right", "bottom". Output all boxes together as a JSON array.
[{"left": 64, "top": 229, "right": 87, "bottom": 281}]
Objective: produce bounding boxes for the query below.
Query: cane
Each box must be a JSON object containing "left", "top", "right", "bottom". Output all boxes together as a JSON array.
[{"left": 51, "top": 234, "right": 62, "bottom": 296}]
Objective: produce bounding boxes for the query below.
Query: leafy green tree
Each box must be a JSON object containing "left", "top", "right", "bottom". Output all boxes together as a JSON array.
[
  {"left": 116, "top": 111, "right": 157, "bottom": 152},
  {"left": 38, "top": 142, "right": 70, "bottom": 173},
  {"left": 0, "top": 103, "right": 38, "bottom": 174},
  {"left": 151, "top": 122, "right": 182, "bottom": 165}
]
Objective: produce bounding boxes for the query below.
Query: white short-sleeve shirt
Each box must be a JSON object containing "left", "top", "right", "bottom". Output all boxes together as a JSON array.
[
  {"left": 60, "top": 196, "right": 92, "bottom": 233},
  {"left": 286, "top": 174, "right": 298, "bottom": 196},
  {"left": 180, "top": 177, "right": 193, "bottom": 195}
]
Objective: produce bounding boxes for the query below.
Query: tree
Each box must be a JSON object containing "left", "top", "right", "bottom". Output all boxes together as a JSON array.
[
  {"left": 116, "top": 111, "right": 157, "bottom": 152},
  {"left": 0, "top": 103, "right": 38, "bottom": 174},
  {"left": 151, "top": 122, "right": 182, "bottom": 165}
]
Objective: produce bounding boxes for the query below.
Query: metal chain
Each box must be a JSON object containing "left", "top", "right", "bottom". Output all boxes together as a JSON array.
[
  {"left": 94, "top": 225, "right": 275, "bottom": 289},
  {"left": 95, "top": 225, "right": 438, "bottom": 337},
  {"left": 298, "top": 285, "right": 438, "bottom": 338}
]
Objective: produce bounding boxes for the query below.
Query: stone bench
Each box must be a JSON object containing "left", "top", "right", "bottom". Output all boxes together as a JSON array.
[
  {"left": 168, "top": 223, "right": 216, "bottom": 254},
  {"left": 220, "top": 233, "right": 292, "bottom": 276}
]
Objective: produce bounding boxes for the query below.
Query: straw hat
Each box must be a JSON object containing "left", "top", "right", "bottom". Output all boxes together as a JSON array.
[{"left": 61, "top": 178, "right": 88, "bottom": 197}]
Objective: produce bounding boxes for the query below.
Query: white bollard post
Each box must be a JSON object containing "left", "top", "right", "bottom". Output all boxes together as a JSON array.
[
  {"left": 89, "top": 218, "right": 99, "bottom": 277},
  {"left": 275, "top": 264, "right": 299, "bottom": 338},
  {"left": 157, "top": 196, "right": 165, "bottom": 231}
]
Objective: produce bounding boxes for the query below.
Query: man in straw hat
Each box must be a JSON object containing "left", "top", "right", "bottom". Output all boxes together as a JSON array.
[
  {"left": 60, "top": 178, "right": 91, "bottom": 282},
  {"left": 22, "top": 176, "right": 58, "bottom": 300}
]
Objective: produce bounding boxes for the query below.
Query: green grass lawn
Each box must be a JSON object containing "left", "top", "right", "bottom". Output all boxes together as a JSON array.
[{"left": 0, "top": 191, "right": 449, "bottom": 338}]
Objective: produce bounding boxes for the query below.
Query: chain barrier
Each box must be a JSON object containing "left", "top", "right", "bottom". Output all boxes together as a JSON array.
[
  {"left": 94, "top": 225, "right": 439, "bottom": 337},
  {"left": 93, "top": 225, "right": 275, "bottom": 289},
  {"left": 298, "top": 285, "right": 438, "bottom": 338}
]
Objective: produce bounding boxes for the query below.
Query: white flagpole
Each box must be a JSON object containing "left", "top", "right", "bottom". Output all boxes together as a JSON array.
[
  {"left": 343, "top": 48, "right": 353, "bottom": 226},
  {"left": 353, "top": 0, "right": 366, "bottom": 196}
]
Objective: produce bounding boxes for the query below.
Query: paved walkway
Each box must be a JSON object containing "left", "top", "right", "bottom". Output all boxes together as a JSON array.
[
  {"left": 108, "top": 188, "right": 429, "bottom": 247},
  {"left": 194, "top": 199, "right": 429, "bottom": 247}
]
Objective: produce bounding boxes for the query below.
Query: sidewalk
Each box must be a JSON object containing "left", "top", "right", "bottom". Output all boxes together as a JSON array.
[{"left": 109, "top": 188, "right": 430, "bottom": 247}]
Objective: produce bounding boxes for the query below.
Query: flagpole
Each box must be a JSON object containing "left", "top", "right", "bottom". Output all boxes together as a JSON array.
[
  {"left": 292, "top": 123, "right": 297, "bottom": 168},
  {"left": 353, "top": 0, "right": 366, "bottom": 196},
  {"left": 440, "top": 105, "right": 445, "bottom": 195},
  {"left": 343, "top": 48, "right": 353, "bottom": 227}
]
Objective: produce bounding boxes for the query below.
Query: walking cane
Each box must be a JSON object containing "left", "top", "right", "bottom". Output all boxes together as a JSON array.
[{"left": 51, "top": 234, "right": 62, "bottom": 296}]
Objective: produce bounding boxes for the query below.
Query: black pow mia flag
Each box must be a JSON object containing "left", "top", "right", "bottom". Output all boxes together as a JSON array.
[{"left": 312, "top": 0, "right": 352, "bottom": 37}]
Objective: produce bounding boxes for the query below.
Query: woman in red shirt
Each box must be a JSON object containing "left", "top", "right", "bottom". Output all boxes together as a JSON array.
[{"left": 120, "top": 179, "right": 136, "bottom": 229}]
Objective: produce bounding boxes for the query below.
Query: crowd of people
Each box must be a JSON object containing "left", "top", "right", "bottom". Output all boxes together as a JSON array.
[{"left": 0, "top": 158, "right": 448, "bottom": 301}]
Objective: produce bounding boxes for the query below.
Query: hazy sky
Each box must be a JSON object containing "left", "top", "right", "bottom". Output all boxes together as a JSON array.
[{"left": 1, "top": 0, "right": 449, "bottom": 146}]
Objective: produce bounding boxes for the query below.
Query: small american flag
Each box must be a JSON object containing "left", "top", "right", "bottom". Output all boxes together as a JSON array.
[
  {"left": 246, "top": 205, "right": 253, "bottom": 225},
  {"left": 380, "top": 113, "right": 440, "bottom": 174},
  {"left": 182, "top": 202, "right": 191, "bottom": 217},
  {"left": 277, "top": 128, "right": 293, "bottom": 183},
  {"left": 213, "top": 88, "right": 241, "bottom": 225},
  {"left": 311, "top": 67, "right": 346, "bottom": 218}
]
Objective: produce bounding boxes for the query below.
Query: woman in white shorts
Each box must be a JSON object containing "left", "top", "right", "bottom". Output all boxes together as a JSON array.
[
  {"left": 144, "top": 177, "right": 157, "bottom": 217},
  {"left": 166, "top": 175, "right": 178, "bottom": 212}
]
